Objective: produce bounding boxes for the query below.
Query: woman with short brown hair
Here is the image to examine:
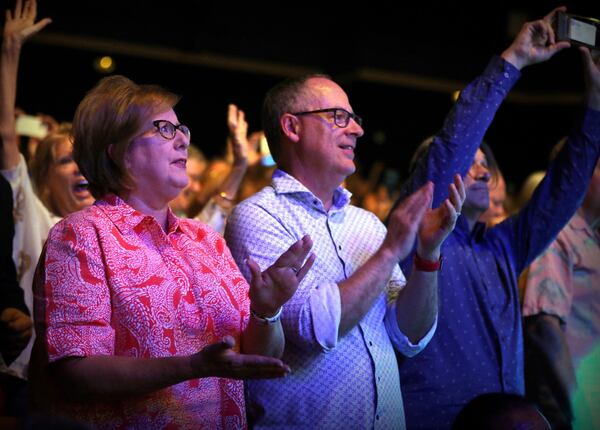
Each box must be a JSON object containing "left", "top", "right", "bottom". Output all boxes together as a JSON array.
[{"left": 31, "top": 73, "right": 314, "bottom": 429}]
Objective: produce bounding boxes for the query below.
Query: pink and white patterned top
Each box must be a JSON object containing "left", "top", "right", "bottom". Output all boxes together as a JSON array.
[
  {"left": 521, "top": 210, "right": 600, "bottom": 366},
  {"left": 33, "top": 194, "right": 250, "bottom": 429}
]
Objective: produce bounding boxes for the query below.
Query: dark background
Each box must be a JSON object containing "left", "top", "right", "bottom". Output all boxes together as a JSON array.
[{"left": 7, "top": 0, "right": 600, "bottom": 192}]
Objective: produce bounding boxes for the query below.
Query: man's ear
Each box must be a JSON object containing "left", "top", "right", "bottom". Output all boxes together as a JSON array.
[{"left": 280, "top": 113, "right": 301, "bottom": 143}]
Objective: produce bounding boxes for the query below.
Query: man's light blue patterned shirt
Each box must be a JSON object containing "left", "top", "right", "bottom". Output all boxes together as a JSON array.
[{"left": 225, "top": 170, "right": 435, "bottom": 430}]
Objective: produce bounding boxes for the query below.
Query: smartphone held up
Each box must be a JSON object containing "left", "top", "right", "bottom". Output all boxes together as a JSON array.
[{"left": 555, "top": 11, "right": 600, "bottom": 50}]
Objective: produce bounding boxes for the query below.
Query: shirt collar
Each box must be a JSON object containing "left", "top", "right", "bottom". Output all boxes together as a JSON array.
[
  {"left": 96, "top": 194, "right": 183, "bottom": 236},
  {"left": 453, "top": 214, "right": 487, "bottom": 241},
  {"left": 271, "top": 168, "right": 352, "bottom": 212}
]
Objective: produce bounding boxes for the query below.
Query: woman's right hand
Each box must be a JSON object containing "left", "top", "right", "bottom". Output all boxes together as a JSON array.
[{"left": 191, "top": 335, "right": 290, "bottom": 379}]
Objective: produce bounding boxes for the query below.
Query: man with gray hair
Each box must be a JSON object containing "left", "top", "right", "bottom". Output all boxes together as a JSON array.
[{"left": 225, "top": 75, "right": 463, "bottom": 428}]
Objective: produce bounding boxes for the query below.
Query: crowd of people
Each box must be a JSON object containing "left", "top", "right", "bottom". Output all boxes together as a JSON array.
[{"left": 1, "top": 1, "right": 599, "bottom": 429}]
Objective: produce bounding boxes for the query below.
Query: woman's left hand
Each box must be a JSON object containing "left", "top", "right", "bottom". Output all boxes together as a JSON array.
[{"left": 247, "top": 235, "right": 315, "bottom": 317}]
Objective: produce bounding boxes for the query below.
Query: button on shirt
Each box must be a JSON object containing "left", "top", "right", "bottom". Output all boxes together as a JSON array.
[
  {"left": 32, "top": 195, "right": 250, "bottom": 430},
  {"left": 225, "top": 171, "right": 435, "bottom": 430},
  {"left": 395, "top": 56, "right": 600, "bottom": 430}
]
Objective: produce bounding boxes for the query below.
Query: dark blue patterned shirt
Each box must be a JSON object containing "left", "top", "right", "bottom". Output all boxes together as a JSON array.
[{"left": 395, "top": 56, "right": 600, "bottom": 430}]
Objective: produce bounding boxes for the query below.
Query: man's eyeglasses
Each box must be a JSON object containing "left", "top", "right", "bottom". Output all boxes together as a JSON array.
[
  {"left": 152, "top": 120, "right": 191, "bottom": 140},
  {"left": 291, "top": 108, "right": 362, "bottom": 128},
  {"left": 467, "top": 159, "right": 490, "bottom": 179}
]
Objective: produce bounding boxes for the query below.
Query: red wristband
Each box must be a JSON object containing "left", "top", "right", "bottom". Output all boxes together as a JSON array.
[{"left": 413, "top": 253, "right": 443, "bottom": 272}]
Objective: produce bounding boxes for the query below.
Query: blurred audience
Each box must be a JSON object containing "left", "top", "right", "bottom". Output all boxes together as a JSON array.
[
  {"left": 518, "top": 170, "right": 546, "bottom": 210},
  {"left": 14, "top": 109, "right": 59, "bottom": 163},
  {"left": 346, "top": 160, "right": 397, "bottom": 221},
  {"left": 168, "top": 144, "right": 207, "bottom": 217},
  {"left": 516, "top": 137, "right": 569, "bottom": 213},
  {"left": 236, "top": 131, "right": 276, "bottom": 203},
  {"left": 192, "top": 104, "right": 250, "bottom": 234},
  {"left": 362, "top": 182, "right": 394, "bottom": 221},
  {"left": 0, "top": 0, "right": 67, "bottom": 417},
  {"left": 28, "top": 123, "right": 93, "bottom": 217},
  {"left": 171, "top": 104, "right": 275, "bottom": 234},
  {"left": 0, "top": 175, "right": 31, "bottom": 418}
]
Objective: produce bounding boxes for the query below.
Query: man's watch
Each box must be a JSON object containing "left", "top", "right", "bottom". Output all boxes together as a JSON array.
[
  {"left": 413, "top": 253, "right": 443, "bottom": 272},
  {"left": 250, "top": 307, "right": 283, "bottom": 324}
]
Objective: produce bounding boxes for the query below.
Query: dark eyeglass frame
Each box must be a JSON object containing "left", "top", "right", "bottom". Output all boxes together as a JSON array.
[
  {"left": 467, "top": 158, "right": 490, "bottom": 179},
  {"left": 152, "top": 120, "right": 191, "bottom": 140},
  {"left": 291, "top": 108, "right": 362, "bottom": 128}
]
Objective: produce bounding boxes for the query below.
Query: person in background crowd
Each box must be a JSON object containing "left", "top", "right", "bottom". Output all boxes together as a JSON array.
[
  {"left": 0, "top": 175, "right": 31, "bottom": 417},
  {"left": 168, "top": 144, "right": 207, "bottom": 217},
  {"left": 521, "top": 151, "right": 600, "bottom": 430},
  {"left": 0, "top": 0, "right": 88, "bottom": 415}
]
